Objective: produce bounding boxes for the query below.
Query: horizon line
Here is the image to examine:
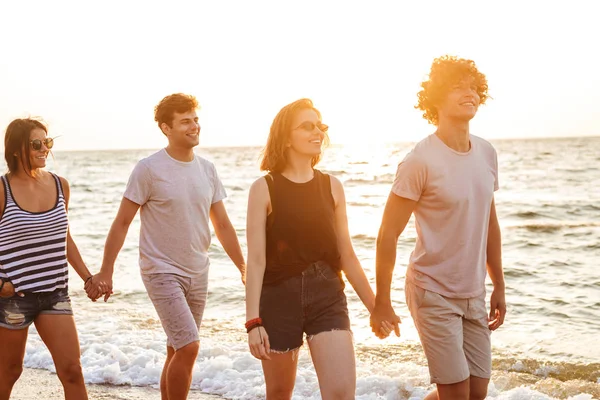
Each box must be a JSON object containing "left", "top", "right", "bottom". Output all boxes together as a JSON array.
[{"left": 50, "top": 134, "right": 600, "bottom": 153}]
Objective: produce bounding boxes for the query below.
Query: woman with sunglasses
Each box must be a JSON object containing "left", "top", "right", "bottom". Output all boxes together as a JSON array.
[
  {"left": 0, "top": 118, "right": 91, "bottom": 399},
  {"left": 245, "top": 99, "right": 392, "bottom": 399}
]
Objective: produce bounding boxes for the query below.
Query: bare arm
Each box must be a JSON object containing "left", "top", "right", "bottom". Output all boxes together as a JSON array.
[
  {"left": 88, "top": 197, "right": 140, "bottom": 301},
  {"left": 375, "top": 193, "right": 416, "bottom": 304},
  {"left": 370, "top": 192, "right": 417, "bottom": 337},
  {"left": 60, "top": 176, "right": 93, "bottom": 284},
  {"left": 486, "top": 198, "right": 506, "bottom": 330},
  {"left": 330, "top": 176, "right": 375, "bottom": 312},
  {"left": 0, "top": 179, "right": 14, "bottom": 298},
  {"left": 101, "top": 197, "right": 140, "bottom": 274},
  {"left": 245, "top": 178, "right": 271, "bottom": 360},
  {"left": 245, "top": 179, "right": 268, "bottom": 320},
  {"left": 0, "top": 179, "right": 4, "bottom": 218},
  {"left": 210, "top": 200, "right": 246, "bottom": 283}
]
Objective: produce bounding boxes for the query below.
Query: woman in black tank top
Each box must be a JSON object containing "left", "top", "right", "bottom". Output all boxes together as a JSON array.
[{"left": 245, "top": 99, "right": 390, "bottom": 398}]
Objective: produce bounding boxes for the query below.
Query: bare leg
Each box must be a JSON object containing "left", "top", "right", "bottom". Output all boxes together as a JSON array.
[
  {"left": 308, "top": 330, "right": 356, "bottom": 400},
  {"left": 35, "top": 314, "right": 88, "bottom": 400},
  {"left": 425, "top": 378, "right": 470, "bottom": 400},
  {"left": 469, "top": 376, "right": 489, "bottom": 400},
  {"left": 261, "top": 350, "right": 299, "bottom": 400},
  {"left": 0, "top": 326, "right": 28, "bottom": 400},
  {"left": 165, "top": 341, "right": 199, "bottom": 400},
  {"left": 423, "top": 390, "right": 438, "bottom": 400},
  {"left": 160, "top": 345, "right": 175, "bottom": 400}
]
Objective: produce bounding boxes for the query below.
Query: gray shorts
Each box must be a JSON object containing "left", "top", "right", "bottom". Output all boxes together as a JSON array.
[
  {"left": 142, "top": 271, "right": 208, "bottom": 351},
  {"left": 406, "top": 281, "right": 492, "bottom": 384}
]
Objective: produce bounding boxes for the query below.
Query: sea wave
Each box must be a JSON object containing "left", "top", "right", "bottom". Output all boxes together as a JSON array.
[
  {"left": 506, "top": 222, "right": 600, "bottom": 233},
  {"left": 22, "top": 331, "right": 598, "bottom": 399},
  {"left": 344, "top": 174, "right": 396, "bottom": 185}
]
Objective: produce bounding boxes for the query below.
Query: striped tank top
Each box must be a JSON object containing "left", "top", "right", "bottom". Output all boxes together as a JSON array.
[{"left": 0, "top": 173, "right": 69, "bottom": 293}]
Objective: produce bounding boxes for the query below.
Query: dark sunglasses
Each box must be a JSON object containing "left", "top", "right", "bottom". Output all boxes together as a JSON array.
[
  {"left": 294, "top": 121, "right": 329, "bottom": 133},
  {"left": 30, "top": 137, "right": 54, "bottom": 151}
]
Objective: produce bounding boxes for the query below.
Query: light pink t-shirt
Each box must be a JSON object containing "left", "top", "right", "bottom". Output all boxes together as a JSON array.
[
  {"left": 124, "top": 149, "right": 226, "bottom": 277},
  {"left": 392, "top": 134, "right": 498, "bottom": 298}
]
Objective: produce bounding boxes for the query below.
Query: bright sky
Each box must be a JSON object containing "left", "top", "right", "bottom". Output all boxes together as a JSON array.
[{"left": 1, "top": 1, "right": 598, "bottom": 151}]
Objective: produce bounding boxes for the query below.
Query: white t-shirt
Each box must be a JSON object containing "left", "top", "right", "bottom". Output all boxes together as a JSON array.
[
  {"left": 123, "top": 149, "right": 226, "bottom": 277},
  {"left": 392, "top": 134, "right": 499, "bottom": 298}
]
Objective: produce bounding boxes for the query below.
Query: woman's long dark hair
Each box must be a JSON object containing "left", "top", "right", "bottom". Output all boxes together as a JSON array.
[{"left": 4, "top": 118, "right": 48, "bottom": 177}]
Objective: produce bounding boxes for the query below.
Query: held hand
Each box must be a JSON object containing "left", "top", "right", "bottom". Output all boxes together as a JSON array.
[
  {"left": 84, "top": 275, "right": 102, "bottom": 301},
  {"left": 0, "top": 281, "right": 24, "bottom": 298},
  {"left": 85, "top": 271, "right": 113, "bottom": 302},
  {"left": 378, "top": 320, "right": 398, "bottom": 339},
  {"left": 370, "top": 300, "right": 401, "bottom": 339},
  {"left": 248, "top": 326, "right": 271, "bottom": 360},
  {"left": 84, "top": 276, "right": 94, "bottom": 294},
  {"left": 488, "top": 287, "right": 507, "bottom": 331},
  {"left": 84, "top": 280, "right": 101, "bottom": 302}
]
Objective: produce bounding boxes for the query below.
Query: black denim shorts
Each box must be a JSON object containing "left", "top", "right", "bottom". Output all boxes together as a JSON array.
[
  {"left": 260, "top": 261, "right": 351, "bottom": 352},
  {"left": 0, "top": 287, "right": 73, "bottom": 330}
]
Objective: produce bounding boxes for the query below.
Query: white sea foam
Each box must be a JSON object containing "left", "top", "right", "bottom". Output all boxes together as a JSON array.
[{"left": 22, "top": 328, "right": 596, "bottom": 400}]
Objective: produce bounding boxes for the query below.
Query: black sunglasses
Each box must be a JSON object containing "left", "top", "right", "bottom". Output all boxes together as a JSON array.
[
  {"left": 294, "top": 121, "right": 329, "bottom": 133},
  {"left": 30, "top": 138, "right": 55, "bottom": 151}
]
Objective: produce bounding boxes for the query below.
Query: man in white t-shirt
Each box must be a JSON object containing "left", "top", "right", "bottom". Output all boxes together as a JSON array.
[
  {"left": 87, "top": 93, "right": 246, "bottom": 400},
  {"left": 370, "top": 56, "right": 506, "bottom": 400}
]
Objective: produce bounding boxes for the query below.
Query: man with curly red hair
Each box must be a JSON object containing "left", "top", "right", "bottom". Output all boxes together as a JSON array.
[{"left": 371, "top": 56, "right": 506, "bottom": 400}]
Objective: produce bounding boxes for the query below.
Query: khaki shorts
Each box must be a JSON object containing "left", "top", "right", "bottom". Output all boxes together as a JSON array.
[
  {"left": 405, "top": 281, "right": 491, "bottom": 384},
  {"left": 142, "top": 271, "right": 208, "bottom": 351}
]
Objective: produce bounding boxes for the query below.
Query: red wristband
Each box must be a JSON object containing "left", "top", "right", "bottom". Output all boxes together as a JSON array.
[
  {"left": 246, "top": 323, "right": 263, "bottom": 334},
  {"left": 245, "top": 318, "right": 262, "bottom": 329}
]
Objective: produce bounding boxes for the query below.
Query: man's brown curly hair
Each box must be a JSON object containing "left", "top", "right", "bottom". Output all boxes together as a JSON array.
[
  {"left": 154, "top": 93, "right": 199, "bottom": 132},
  {"left": 415, "top": 55, "right": 489, "bottom": 125}
]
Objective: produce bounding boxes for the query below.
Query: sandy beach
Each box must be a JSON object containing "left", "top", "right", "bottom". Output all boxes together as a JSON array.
[{"left": 12, "top": 368, "right": 220, "bottom": 400}]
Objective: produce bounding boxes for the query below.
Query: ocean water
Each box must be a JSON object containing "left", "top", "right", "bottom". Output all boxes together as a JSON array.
[{"left": 9, "top": 136, "right": 600, "bottom": 399}]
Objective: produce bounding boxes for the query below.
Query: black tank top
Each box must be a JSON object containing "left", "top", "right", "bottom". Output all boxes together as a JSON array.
[{"left": 263, "top": 169, "right": 341, "bottom": 286}]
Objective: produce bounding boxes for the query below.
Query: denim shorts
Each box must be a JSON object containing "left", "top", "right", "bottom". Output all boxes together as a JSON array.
[
  {"left": 0, "top": 287, "right": 73, "bottom": 330},
  {"left": 259, "top": 261, "right": 351, "bottom": 352}
]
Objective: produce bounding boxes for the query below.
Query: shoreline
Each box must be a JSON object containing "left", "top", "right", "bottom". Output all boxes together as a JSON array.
[{"left": 12, "top": 368, "right": 221, "bottom": 400}]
